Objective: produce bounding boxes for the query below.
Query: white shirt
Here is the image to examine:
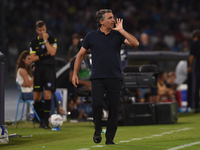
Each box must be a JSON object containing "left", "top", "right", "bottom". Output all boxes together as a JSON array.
[
  {"left": 16, "top": 68, "right": 33, "bottom": 93},
  {"left": 175, "top": 61, "right": 187, "bottom": 84}
]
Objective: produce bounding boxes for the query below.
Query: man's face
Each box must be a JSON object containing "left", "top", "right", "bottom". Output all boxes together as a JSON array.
[
  {"left": 73, "top": 38, "right": 79, "bottom": 46},
  {"left": 101, "top": 12, "right": 115, "bottom": 29},
  {"left": 36, "top": 25, "right": 47, "bottom": 38}
]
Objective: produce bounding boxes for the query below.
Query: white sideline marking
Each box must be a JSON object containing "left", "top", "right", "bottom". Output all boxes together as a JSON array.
[
  {"left": 34, "top": 132, "right": 54, "bottom": 135},
  {"left": 120, "top": 140, "right": 131, "bottom": 143},
  {"left": 130, "top": 138, "right": 142, "bottom": 141},
  {"left": 92, "top": 145, "right": 105, "bottom": 147},
  {"left": 120, "top": 128, "right": 193, "bottom": 143},
  {"left": 167, "top": 141, "right": 200, "bottom": 150},
  {"left": 77, "top": 128, "right": 193, "bottom": 150}
]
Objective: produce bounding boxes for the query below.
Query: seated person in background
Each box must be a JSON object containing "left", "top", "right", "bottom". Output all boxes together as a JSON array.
[
  {"left": 79, "top": 97, "right": 93, "bottom": 118},
  {"left": 69, "top": 94, "right": 88, "bottom": 121},
  {"left": 157, "top": 71, "right": 182, "bottom": 108},
  {"left": 69, "top": 39, "right": 91, "bottom": 94},
  {"left": 167, "top": 71, "right": 182, "bottom": 108},
  {"left": 166, "top": 71, "right": 178, "bottom": 90},
  {"left": 67, "top": 97, "right": 74, "bottom": 114},
  {"left": 157, "top": 71, "right": 176, "bottom": 102},
  {"left": 15, "top": 50, "right": 66, "bottom": 123}
]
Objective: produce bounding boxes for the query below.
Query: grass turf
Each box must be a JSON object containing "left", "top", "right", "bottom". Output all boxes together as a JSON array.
[{"left": 1, "top": 113, "right": 200, "bottom": 150}]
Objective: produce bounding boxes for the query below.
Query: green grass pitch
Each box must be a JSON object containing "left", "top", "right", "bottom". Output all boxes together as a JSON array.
[{"left": 1, "top": 113, "right": 200, "bottom": 150}]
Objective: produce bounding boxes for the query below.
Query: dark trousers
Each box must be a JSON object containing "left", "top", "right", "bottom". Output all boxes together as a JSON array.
[
  {"left": 91, "top": 78, "right": 122, "bottom": 141},
  {"left": 194, "top": 71, "right": 200, "bottom": 110},
  {"left": 187, "top": 73, "right": 193, "bottom": 108},
  {"left": 187, "top": 72, "right": 194, "bottom": 108}
]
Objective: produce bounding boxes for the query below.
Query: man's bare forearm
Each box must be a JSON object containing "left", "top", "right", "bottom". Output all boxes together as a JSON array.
[
  {"left": 45, "top": 42, "right": 56, "bottom": 56},
  {"left": 74, "top": 53, "right": 84, "bottom": 75},
  {"left": 119, "top": 29, "right": 139, "bottom": 47}
]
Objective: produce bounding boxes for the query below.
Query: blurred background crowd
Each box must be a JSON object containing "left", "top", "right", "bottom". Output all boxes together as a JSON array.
[
  {"left": 1, "top": 0, "right": 199, "bottom": 77},
  {"left": 1, "top": 0, "right": 200, "bottom": 121}
]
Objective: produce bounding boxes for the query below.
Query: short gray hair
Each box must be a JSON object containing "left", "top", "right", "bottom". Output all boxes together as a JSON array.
[{"left": 96, "top": 9, "right": 112, "bottom": 28}]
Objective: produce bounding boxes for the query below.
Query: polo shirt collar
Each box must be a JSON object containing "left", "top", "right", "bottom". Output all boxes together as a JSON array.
[{"left": 97, "top": 28, "right": 114, "bottom": 35}]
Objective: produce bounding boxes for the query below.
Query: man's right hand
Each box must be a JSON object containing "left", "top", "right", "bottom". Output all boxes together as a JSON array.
[
  {"left": 43, "top": 33, "right": 49, "bottom": 41},
  {"left": 72, "top": 74, "right": 79, "bottom": 87}
]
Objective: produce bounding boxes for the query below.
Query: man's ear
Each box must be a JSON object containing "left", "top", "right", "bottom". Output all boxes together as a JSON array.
[{"left": 100, "top": 19, "right": 104, "bottom": 26}]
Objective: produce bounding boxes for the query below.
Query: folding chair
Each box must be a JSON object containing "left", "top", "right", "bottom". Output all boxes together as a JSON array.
[{"left": 14, "top": 81, "right": 40, "bottom": 124}]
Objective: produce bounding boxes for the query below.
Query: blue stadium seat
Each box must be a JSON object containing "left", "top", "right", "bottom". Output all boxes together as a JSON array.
[{"left": 14, "top": 81, "right": 40, "bottom": 124}]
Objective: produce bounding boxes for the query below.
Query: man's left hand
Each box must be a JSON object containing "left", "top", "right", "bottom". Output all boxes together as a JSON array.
[
  {"left": 113, "top": 18, "right": 123, "bottom": 31},
  {"left": 43, "top": 33, "right": 49, "bottom": 41}
]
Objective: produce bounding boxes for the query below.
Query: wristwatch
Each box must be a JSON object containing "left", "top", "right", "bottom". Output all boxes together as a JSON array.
[{"left": 44, "top": 40, "right": 48, "bottom": 43}]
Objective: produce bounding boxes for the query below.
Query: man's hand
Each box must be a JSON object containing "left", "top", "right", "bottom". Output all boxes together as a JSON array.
[
  {"left": 72, "top": 74, "right": 79, "bottom": 87},
  {"left": 43, "top": 33, "right": 49, "bottom": 41},
  {"left": 113, "top": 18, "right": 123, "bottom": 31}
]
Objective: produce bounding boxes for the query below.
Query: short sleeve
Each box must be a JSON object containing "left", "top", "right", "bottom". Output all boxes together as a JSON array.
[
  {"left": 30, "top": 40, "right": 36, "bottom": 54},
  {"left": 49, "top": 37, "right": 57, "bottom": 49},
  {"left": 82, "top": 33, "right": 90, "bottom": 50},
  {"left": 116, "top": 31, "right": 125, "bottom": 44},
  {"left": 121, "top": 34, "right": 126, "bottom": 44}
]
